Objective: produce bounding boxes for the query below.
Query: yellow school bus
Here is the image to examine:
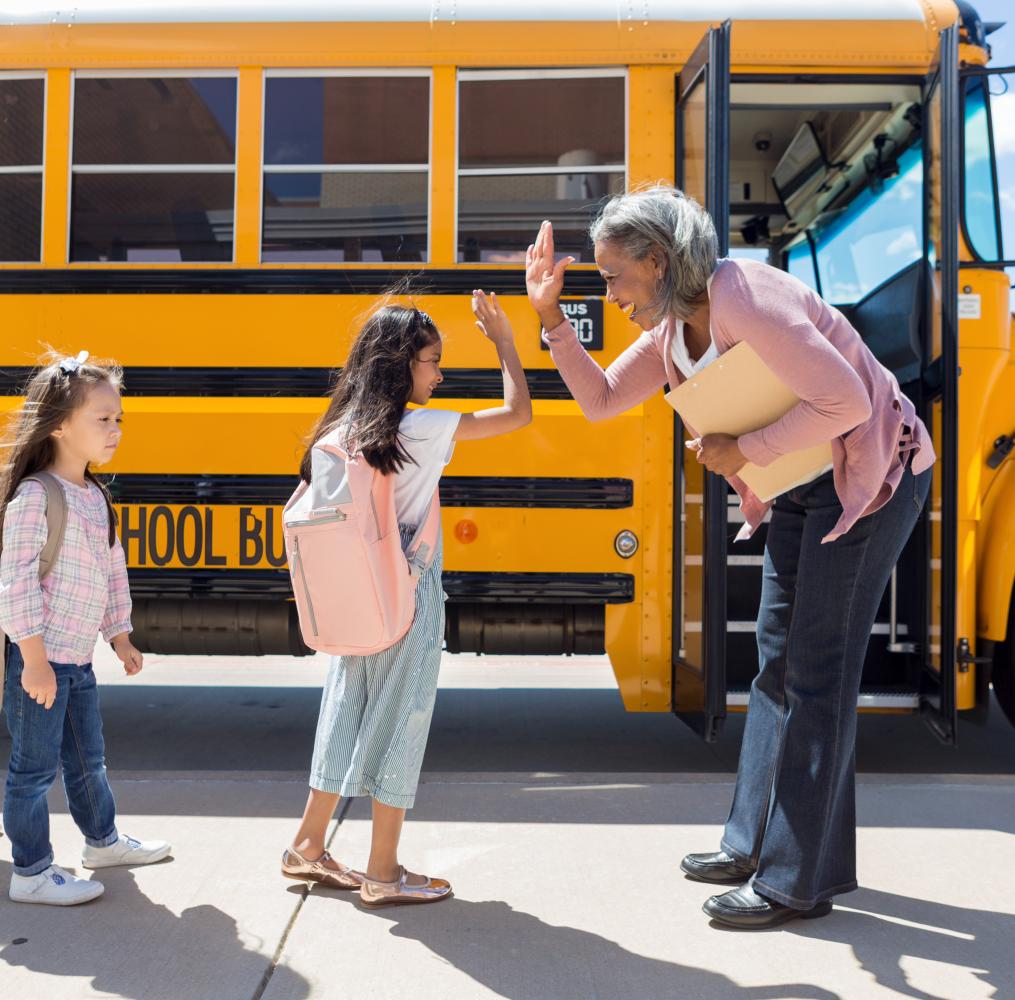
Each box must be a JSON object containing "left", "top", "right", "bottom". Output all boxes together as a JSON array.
[{"left": 1, "top": 1, "right": 1012, "bottom": 743}]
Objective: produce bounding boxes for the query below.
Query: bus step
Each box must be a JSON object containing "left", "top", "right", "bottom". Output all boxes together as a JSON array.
[{"left": 725, "top": 687, "right": 919, "bottom": 709}]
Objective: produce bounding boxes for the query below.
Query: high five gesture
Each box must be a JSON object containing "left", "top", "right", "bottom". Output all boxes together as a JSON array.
[{"left": 525, "top": 220, "right": 575, "bottom": 333}]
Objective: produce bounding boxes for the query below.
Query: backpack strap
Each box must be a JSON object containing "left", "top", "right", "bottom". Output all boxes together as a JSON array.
[
  {"left": 405, "top": 487, "right": 441, "bottom": 579},
  {"left": 23, "top": 472, "right": 67, "bottom": 582}
]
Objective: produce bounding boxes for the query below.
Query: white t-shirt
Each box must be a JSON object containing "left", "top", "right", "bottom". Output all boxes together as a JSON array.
[
  {"left": 671, "top": 321, "right": 719, "bottom": 378},
  {"left": 670, "top": 272, "right": 718, "bottom": 379},
  {"left": 392, "top": 408, "right": 461, "bottom": 527}
]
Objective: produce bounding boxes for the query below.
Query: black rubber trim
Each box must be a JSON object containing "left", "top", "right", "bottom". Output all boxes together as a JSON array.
[
  {"left": 957, "top": 259, "right": 1015, "bottom": 269},
  {"left": 0, "top": 267, "right": 607, "bottom": 296},
  {"left": 127, "top": 569, "right": 293, "bottom": 599},
  {"left": 432, "top": 571, "right": 634, "bottom": 604},
  {"left": 933, "top": 24, "right": 961, "bottom": 745},
  {"left": 126, "top": 568, "right": 635, "bottom": 604},
  {"left": 731, "top": 72, "right": 925, "bottom": 85},
  {"left": 441, "top": 477, "right": 632, "bottom": 508},
  {"left": 107, "top": 474, "right": 633, "bottom": 509},
  {"left": 0, "top": 365, "right": 571, "bottom": 400}
]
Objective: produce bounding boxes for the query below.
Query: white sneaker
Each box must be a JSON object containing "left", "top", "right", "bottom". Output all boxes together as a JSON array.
[
  {"left": 9, "top": 865, "right": 104, "bottom": 906},
  {"left": 82, "top": 833, "right": 171, "bottom": 870}
]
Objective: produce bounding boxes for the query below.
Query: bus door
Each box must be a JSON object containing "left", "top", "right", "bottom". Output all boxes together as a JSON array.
[
  {"left": 672, "top": 21, "right": 730, "bottom": 741},
  {"left": 920, "top": 23, "right": 960, "bottom": 742}
]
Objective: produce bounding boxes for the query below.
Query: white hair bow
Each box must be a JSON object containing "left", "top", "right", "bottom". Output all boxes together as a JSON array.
[{"left": 59, "top": 350, "right": 90, "bottom": 374}]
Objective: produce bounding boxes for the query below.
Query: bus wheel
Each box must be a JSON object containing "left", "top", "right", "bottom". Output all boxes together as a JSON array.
[{"left": 993, "top": 591, "right": 1015, "bottom": 729}]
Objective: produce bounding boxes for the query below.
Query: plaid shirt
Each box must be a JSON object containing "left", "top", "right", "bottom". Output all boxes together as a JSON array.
[{"left": 0, "top": 475, "right": 132, "bottom": 665}]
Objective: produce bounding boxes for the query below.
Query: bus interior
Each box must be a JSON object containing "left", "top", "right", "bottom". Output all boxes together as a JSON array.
[{"left": 719, "top": 78, "right": 932, "bottom": 712}]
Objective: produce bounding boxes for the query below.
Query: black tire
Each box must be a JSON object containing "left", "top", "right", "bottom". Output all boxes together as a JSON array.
[{"left": 993, "top": 589, "right": 1015, "bottom": 729}]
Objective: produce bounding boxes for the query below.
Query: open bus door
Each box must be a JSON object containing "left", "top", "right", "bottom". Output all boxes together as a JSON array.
[
  {"left": 920, "top": 23, "right": 960, "bottom": 743},
  {"left": 672, "top": 21, "right": 730, "bottom": 742}
]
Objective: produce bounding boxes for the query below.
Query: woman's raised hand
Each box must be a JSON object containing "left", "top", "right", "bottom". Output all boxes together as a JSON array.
[
  {"left": 525, "top": 221, "right": 574, "bottom": 329},
  {"left": 471, "top": 289, "right": 513, "bottom": 346}
]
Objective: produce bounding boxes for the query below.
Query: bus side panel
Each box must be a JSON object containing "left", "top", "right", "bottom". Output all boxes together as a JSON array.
[
  {"left": 603, "top": 393, "right": 676, "bottom": 713},
  {"left": 608, "top": 66, "right": 679, "bottom": 713},
  {"left": 979, "top": 460, "right": 1015, "bottom": 644},
  {"left": 959, "top": 271, "right": 1013, "bottom": 707}
]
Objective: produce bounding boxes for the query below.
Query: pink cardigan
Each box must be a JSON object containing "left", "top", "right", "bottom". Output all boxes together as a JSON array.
[{"left": 544, "top": 258, "right": 935, "bottom": 543}]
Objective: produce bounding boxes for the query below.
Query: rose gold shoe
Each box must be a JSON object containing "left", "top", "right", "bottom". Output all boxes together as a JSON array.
[
  {"left": 359, "top": 866, "right": 453, "bottom": 907},
  {"left": 281, "top": 848, "right": 364, "bottom": 890}
]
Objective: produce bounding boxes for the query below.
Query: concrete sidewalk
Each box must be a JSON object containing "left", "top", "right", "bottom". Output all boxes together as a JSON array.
[{"left": 1, "top": 772, "right": 1012, "bottom": 1000}]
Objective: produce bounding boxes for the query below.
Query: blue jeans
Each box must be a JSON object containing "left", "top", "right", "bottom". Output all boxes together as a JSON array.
[
  {"left": 721, "top": 464, "right": 931, "bottom": 909},
  {"left": 3, "top": 642, "right": 119, "bottom": 876}
]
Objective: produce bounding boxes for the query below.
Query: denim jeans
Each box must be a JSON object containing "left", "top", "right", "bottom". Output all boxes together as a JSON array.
[
  {"left": 721, "top": 464, "right": 932, "bottom": 909},
  {"left": 3, "top": 642, "right": 119, "bottom": 876}
]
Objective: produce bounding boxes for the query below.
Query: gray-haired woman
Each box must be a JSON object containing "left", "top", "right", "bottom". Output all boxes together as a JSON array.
[{"left": 525, "top": 186, "right": 934, "bottom": 929}]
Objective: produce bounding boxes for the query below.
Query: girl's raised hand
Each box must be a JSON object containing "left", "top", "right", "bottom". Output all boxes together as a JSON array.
[
  {"left": 471, "top": 289, "right": 513, "bottom": 346},
  {"left": 525, "top": 221, "right": 574, "bottom": 322}
]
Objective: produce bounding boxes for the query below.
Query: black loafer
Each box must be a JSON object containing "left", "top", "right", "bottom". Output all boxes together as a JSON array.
[
  {"left": 703, "top": 884, "right": 833, "bottom": 929},
  {"left": 680, "top": 850, "right": 756, "bottom": 884}
]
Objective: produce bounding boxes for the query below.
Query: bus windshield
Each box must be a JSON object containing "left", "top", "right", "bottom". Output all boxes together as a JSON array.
[{"left": 807, "top": 143, "right": 923, "bottom": 305}]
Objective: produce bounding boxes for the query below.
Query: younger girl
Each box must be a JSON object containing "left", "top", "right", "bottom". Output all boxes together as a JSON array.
[
  {"left": 284, "top": 291, "right": 530, "bottom": 906},
  {"left": 0, "top": 353, "right": 171, "bottom": 906}
]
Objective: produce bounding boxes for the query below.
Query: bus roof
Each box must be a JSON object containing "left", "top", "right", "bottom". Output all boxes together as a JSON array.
[
  {"left": 0, "top": 0, "right": 951, "bottom": 25},
  {"left": 0, "top": 0, "right": 961, "bottom": 71}
]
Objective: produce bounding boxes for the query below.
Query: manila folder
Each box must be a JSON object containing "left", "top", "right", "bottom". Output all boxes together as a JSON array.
[{"left": 664, "top": 341, "right": 833, "bottom": 503}]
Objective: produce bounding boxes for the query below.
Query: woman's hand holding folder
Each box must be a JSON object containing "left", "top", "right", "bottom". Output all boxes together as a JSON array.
[{"left": 687, "top": 433, "right": 747, "bottom": 478}]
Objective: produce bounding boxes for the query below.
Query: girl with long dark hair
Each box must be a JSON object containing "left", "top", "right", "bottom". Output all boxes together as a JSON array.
[{"left": 284, "top": 292, "right": 531, "bottom": 907}]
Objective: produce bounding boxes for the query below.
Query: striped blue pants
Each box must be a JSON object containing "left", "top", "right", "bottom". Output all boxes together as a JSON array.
[{"left": 309, "top": 526, "right": 444, "bottom": 809}]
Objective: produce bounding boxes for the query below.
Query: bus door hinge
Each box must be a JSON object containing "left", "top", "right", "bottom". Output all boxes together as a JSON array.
[
  {"left": 987, "top": 431, "right": 1014, "bottom": 469},
  {"left": 957, "top": 637, "right": 992, "bottom": 673}
]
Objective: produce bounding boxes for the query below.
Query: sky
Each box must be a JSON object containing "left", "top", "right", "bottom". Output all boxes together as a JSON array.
[{"left": 974, "top": 0, "right": 1015, "bottom": 307}]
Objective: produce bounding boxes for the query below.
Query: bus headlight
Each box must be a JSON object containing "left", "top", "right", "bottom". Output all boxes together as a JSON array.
[{"left": 614, "top": 529, "right": 639, "bottom": 559}]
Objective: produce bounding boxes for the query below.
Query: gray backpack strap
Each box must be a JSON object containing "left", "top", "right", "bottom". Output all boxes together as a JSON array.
[
  {"left": 24, "top": 472, "right": 67, "bottom": 581},
  {"left": 405, "top": 487, "right": 441, "bottom": 579}
]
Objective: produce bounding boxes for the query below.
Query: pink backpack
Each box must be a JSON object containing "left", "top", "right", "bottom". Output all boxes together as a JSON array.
[{"left": 282, "top": 431, "right": 440, "bottom": 656}]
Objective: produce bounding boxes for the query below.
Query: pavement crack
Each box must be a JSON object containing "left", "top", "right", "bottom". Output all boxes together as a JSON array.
[{"left": 250, "top": 797, "right": 353, "bottom": 1000}]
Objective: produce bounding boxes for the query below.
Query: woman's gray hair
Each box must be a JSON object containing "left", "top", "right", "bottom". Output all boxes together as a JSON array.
[{"left": 589, "top": 185, "right": 718, "bottom": 322}]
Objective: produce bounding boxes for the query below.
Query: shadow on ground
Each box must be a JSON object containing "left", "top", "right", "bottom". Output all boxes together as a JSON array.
[
  {"left": 789, "top": 887, "right": 1014, "bottom": 1000},
  {"left": 291, "top": 887, "right": 844, "bottom": 1000},
  {"left": 0, "top": 861, "right": 310, "bottom": 1000},
  {"left": 1, "top": 685, "right": 1011, "bottom": 776}
]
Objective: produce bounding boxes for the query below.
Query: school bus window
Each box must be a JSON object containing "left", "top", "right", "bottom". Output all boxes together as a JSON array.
[
  {"left": 963, "top": 77, "right": 1002, "bottom": 261},
  {"left": 457, "top": 71, "right": 625, "bottom": 263},
  {"left": 809, "top": 143, "right": 923, "bottom": 304},
  {"left": 786, "top": 239, "right": 819, "bottom": 293},
  {"left": 991, "top": 75, "right": 1015, "bottom": 268},
  {"left": 70, "top": 74, "right": 237, "bottom": 263},
  {"left": 261, "top": 74, "right": 430, "bottom": 263},
  {"left": 681, "top": 82, "right": 707, "bottom": 207},
  {"left": 0, "top": 75, "right": 44, "bottom": 262}
]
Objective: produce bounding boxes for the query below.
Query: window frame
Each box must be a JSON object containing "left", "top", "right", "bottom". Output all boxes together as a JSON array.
[
  {"left": 783, "top": 233, "right": 821, "bottom": 295},
  {"left": 454, "top": 67, "right": 629, "bottom": 265},
  {"left": 259, "top": 67, "right": 433, "bottom": 265},
  {"left": 0, "top": 70, "right": 47, "bottom": 264},
  {"left": 958, "top": 65, "right": 1011, "bottom": 268},
  {"left": 68, "top": 68, "right": 240, "bottom": 265}
]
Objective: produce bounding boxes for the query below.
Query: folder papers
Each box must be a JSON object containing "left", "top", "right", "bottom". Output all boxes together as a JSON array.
[{"left": 665, "top": 341, "right": 833, "bottom": 503}]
